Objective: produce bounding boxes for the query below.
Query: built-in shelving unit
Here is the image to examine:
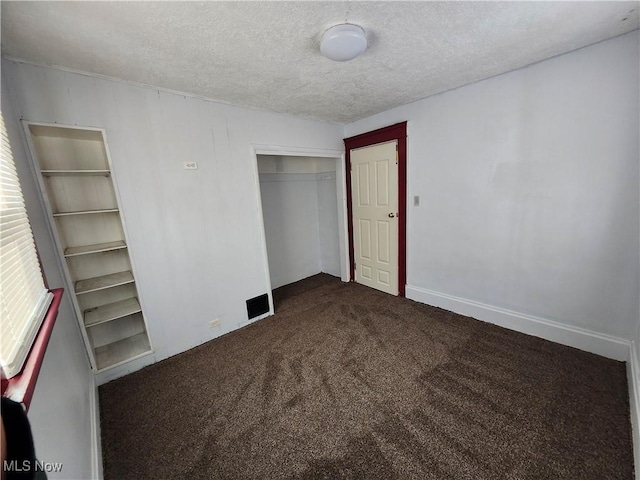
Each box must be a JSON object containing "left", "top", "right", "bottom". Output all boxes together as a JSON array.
[{"left": 25, "top": 123, "right": 153, "bottom": 372}]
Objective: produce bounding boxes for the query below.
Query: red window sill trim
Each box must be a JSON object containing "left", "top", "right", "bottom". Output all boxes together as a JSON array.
[{"left": 1, "top": 288, "right": 64, "bottom": 411}]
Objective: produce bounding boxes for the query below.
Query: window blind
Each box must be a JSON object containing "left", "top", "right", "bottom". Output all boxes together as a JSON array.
[{"left": 0, "top": 112, "right": 53, "bottom": 379}]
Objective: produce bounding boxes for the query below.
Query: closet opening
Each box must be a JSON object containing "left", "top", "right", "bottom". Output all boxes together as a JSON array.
[{"left": 255, "top": 153, "right": 348, "bottom": 312}]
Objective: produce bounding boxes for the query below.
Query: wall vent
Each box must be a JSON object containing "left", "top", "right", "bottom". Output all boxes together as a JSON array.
[{"left": 247, "top": 293, "right": 269, "bottom": 319}]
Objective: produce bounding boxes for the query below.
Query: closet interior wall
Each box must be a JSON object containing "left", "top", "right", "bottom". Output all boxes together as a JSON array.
[{"left": 258, "top": 155, "right": 341, "bottom": 290}]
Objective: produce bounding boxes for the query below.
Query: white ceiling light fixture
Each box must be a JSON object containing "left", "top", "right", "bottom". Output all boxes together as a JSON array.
[{"left": 320, "top": 23, "right": 367, "bottom": 62}]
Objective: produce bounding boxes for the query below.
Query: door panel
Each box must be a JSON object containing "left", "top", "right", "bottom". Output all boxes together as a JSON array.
[
  {"left": 376, "top": 161, "right": 389, "bottom": 205},
  {"left": 357, "top": 164, "right": 370, "bottom": 205},
  {"left": 351, "top": 141, "right": 399, "bottom": 295},
  {"left": 377, "top": 221, "right": 390, "bottom": 264},
  {"left": 359, "top": 219, "right": 372, "bottom": 259}
]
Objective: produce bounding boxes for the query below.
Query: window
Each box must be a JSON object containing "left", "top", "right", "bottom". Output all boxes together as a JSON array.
[{"left": 0, "top": 111, "right": 53, "bottom": 379}]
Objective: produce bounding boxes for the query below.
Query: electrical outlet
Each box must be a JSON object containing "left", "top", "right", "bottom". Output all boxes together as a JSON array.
[
  {"left": 414, "top": 196, "right": 420, "bottom": 206},
  {"left": 209, "top": 318, "right": 221, "bottom": 328},
  {"left": 184, "top": 162, "right": 198, "bottom": 170}
]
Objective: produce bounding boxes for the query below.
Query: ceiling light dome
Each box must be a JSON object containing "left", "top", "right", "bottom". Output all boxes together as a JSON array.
[{"left": 320, "top": 24, "right": 367, "bottom": 62}]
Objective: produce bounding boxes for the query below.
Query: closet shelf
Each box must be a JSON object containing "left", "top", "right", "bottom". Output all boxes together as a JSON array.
[
  {"left": 84, "top": 297, "right": 141, "bottom": 328},
  {"left": 52, "top": 208, "right": 119, "bottom": 217},
  {"left": 64, "top": 240, "right": 127, "bottom": 257},
  {"left": 75, "top": 270, "right": 135, "bottom": 295},
  {"left": 94, "top": 332, "right": 152, "bottom": 371},
  {"left": 41, "top": 169, "right": 110, "bottom": 177}
]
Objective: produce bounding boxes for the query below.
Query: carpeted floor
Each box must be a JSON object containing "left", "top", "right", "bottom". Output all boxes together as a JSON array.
[{"left": 99, "top": 274, "right": 634, "bottom": 479}]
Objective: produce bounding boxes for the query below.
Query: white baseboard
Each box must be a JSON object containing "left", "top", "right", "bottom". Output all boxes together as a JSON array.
[
  {"left": 628, "top": 341, "right": 640, "bottom": 480},
  {"left": 405, "top": 285, "right": 631, "bottom": 361},
  {"left": 89, "top": 375, "right": 104, "bottom": 480}
]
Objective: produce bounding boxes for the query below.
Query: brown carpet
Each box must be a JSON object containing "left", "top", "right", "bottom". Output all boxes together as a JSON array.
[{"left": 99, "top": 274, "right": 634, "bottom": 479}]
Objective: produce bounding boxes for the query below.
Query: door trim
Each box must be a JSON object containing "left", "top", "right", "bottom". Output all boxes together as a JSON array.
[
  {"left": 344, "top": 122, "right": 407, "bottom": 296},
  {"left": 251, "top": 144, "right": 350, "bottom": 314}
]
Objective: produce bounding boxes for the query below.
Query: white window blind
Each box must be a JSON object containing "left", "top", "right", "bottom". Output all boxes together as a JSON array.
[{"left": 0, "top": 112, "right": 53, "bottom": 379}]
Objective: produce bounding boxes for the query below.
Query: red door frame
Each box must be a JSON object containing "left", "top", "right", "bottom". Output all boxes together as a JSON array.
[{"left": 344, "top": 122, "right": 407, "bottom": 297}]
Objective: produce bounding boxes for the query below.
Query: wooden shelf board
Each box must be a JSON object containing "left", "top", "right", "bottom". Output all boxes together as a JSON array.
[
  {"left": 53, "top": 208, "right": 119, "bottom": 217},
  {"left": 41, "top": 170, "right": 110, "bottom": 177},
  {"left": 94, "top": 333, "right": 151, "bottom": 371},
  {"left": 64, "top": 240, "right": 126, "bottom": 257},
  {"left": 84, "top": 297, "right": 141, "bottom": 328},
  {"left": 75, "top": 270, "right": 134, "bottom": 295}
]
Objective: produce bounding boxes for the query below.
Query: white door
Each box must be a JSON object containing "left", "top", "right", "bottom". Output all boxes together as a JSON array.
[{"left": 351, "top": 140, "right": 399, "bottom": 295}]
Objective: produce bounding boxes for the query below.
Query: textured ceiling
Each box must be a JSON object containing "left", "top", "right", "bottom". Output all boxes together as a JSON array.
[{"left": 2, "top": 1, "right": 638, "bottom": 124}]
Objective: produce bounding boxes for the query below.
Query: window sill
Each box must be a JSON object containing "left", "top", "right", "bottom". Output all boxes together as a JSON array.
[{"left": 1, "top": 288, "right": 64, "bottom": 411}]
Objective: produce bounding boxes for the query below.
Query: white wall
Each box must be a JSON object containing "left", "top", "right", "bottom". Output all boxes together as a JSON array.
[
  {"left": 317, "top": 170, "right": 341, "bottom": 277},
  {"left": 634, "top": 315, "right": 640, "bottom": 475},
  {"left": 636, "top": 316, "right": 640, "bottom": 367},
  {"left": 258, "top": 156, "right": 341, "bottom": 289},
  {"left": 2, "top": 59, "right": 345, "bottom": 383},
  {"left": 2, "top": 74, "right": 97, "bottom": 478},
  {"left": 345, "top": 31, "right": 640, "bottom": 341},
  {"left": 260, "top": 172, "right": 322, "bottom": 289}
]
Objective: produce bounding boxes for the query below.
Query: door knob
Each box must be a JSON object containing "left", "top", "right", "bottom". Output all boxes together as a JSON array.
[{"left": 388, "top": 212, "right": 397, "bottom": 218}]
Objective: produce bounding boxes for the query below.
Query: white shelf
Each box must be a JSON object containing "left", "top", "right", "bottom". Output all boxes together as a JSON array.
[
  {"left": 64, "top": 240, "right": 126, "bottom": 257},
  {"left": 53, "top": 208, "right": 119, "bottom": 217},
  {"left": 75, "top": 270, "right": 135, "bottom": 295},
  {"left": 41, "top": 169, "right": 110, "bottom": 177},
  {"left": 84, "top": 297, "right": 141, "bottom": 328},
  {"left": 95, "top": 333, "right": 152, "bottom": 371}
]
